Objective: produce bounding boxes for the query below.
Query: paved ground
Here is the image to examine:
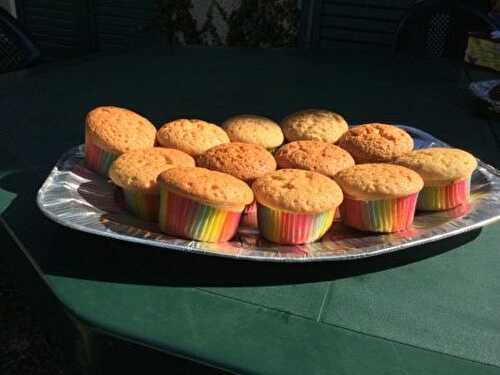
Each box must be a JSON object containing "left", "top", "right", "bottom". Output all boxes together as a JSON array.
[{"left": 0, "top": 259, "right": 66, "bottom": 375}]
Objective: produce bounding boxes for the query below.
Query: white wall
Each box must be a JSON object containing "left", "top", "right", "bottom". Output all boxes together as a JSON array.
[
  {"left": 191, "top": 0, "right": 241, "bottom": 43},
  {"left": 0, "top": 0, "right": 17, "bottom": 17}
]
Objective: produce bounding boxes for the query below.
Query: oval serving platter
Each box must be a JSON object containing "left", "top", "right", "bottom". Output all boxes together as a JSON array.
[{"left": 37, "top": 126, "right": 500, "bottom": 262}]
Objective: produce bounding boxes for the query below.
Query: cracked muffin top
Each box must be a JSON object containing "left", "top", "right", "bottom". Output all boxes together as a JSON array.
[
  {"left": 394, "top": 148, "right": 477, "bottom": 186},
  {"left": 338, "top": 123, "right": 413, "bottom": 163},
  {"left": 280, "top": 109, "right": 348, "bottom": 143},
  {"left": 274, "top": 140, "right": 354, "bottom": 178},
  {"left": 252, "top": 169, "right": 343, "bottom": 213},
  {"left": 159, "top": 167, "right": 254, "bottom": 209},
  {"left": 334, "top": 163, "right": 423, "bottom": 200},
  {"left": 85, "top": 106, "right": 156, "bottom": 154},
  {"left": 109, "top": 148, "right": 195, "bottom": 194},
  {"left": 197, "top": 142, "right": 276, "bottom": 182},
  {"left": 156, "top": 119, "right": 230, "bottom": 156},
  {"left": 222, "top": 114, "right": 284, "bottom": 149}
]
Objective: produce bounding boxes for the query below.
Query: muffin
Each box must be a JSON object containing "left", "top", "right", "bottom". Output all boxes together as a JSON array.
[
  {"left": 280, "top": 109, "right": 348, "bottom": 143},
  {"left": 338, "top": 123, "right": 414, "bottom": 163},
  {"left": 156, "top": 119, "right": 229, "bottom": 156},
  {"left": 197, "top": 143, "right": 277, "bottom": 227},
  {"left": 252, "top": 169, "right": 343, "bottom": 244},
  {"left": 109, "top": 148, "right": 195, "bottom": 221},
  {"left": 158, "top": 167, "right": 254, "bottom": 242},
  {"left": 85, "top": 106, "right": 156, "bottom": 176},
  {"left": 335, "top": 164, "right": 423, "bottom": 233},
  {"left": 394, "top": 148, "right": 477, "bottom": 211},
  {"left": 222, "top": 114, "right": 284, "bottom": 152},
  {"left": 274, "top": 140, "right": 355, "bottom": 178},
  {"left": 197, "top": 143, "right": 277, "bottom": 181}
]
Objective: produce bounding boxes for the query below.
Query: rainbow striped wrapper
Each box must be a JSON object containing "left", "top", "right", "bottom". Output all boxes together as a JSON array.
[
  {"left": 340, "top": 193, "right": 418, "bottom": 233},
  {"left": 240, "top": 201, "right": 258, "bottom": 228},
  {"left": 159, "top": 189, "right": 243, "bottom": 242},
  {"left": 417, "top": 178, "right": 470, "bottom": 211},
  {"left": 122, "top": 189, "right": 159, "bottom": 222},
  {"left": 257, "top": 203, "right": 335, "bottom": 245},
  {"left": 85, "top": 135, "right": 118, "bottom": 176}
]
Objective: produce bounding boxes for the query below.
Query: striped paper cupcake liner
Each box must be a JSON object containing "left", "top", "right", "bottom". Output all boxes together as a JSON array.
[
  {"left": 122, "top": 189, "right": 160, "bottom": 222},
  {"left": 340, "top": 193, "right": 418, "bottom": 233},
  {"left": 417, "top": 178, "right": 470, "bottom": 211},
  {"left": 159, "top": 189, "right": 243, "bottom": 242},
  {"left": 240, "top": 201, "right": 258, "bottom": 228},
  {"left": 257, "top": 203, "right": 335, "bottom": 245},
  {"left": 85, "top": 136, "right": 118, "bottom": 176}
]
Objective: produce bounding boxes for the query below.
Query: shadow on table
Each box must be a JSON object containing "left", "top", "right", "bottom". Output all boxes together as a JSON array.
[
  {"left": 48, "top": 225, "right": 481, "bottom": 287},
  {"left": 0, "top": 168, "right": 483, "bottom": 288}
]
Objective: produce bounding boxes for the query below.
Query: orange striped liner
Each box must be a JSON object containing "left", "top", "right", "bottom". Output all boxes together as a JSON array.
[
  {"left": 159, "top": 189, "right": 243, "bottom": 242},
  {"left": 417, "top": 178, "right": 470, "bottom": 211},
  {"left": 122, "top": 189, "right": 160, "bottom": 222},
  {"left": 340, "top": 193, "right": 418, "bottom": 233},
  {"left": 240, "top": 201, "right": 258, "bottom": 228},
  {"left": 85, "top": 136, "right": 118, "bottom": 176},
  {"left": 257, "top": 203, "right": 336, "bottom": 245}
]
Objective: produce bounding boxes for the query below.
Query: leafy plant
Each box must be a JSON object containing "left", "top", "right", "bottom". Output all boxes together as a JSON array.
[
  {"left": 156, "top": 0, "right": 201, "bottom": 45},
  {"left": 156, "top": 0, "right": 298, "bottom": 47},
  {"left": 198, "top": 1, "right": 226, "bottom": 46},
  {"left": 225, "top": 0, "right": 297, "bottom": 47}
]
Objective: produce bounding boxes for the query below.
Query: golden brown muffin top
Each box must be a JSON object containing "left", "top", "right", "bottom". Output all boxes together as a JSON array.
[
  {"left": 159, "top": 167, "right": 254, "bottom": 208},
  {"left": 85, "top": 106, "right": 156, "bottom": 154},
  {"left": 222, "top": 114, "right": 284, "bottom": 149},
  {"left": 252, "top": 169, "right": 343, "bottom": 213},
  {"left": 274, "top": 140, "right": 355, "bottom": 178},
  {"left": 156, "top": 119, "right": 230, "bottom": 156},
  {"left": 334, "top": 163, "right": 424, "bottom": 200},
  {"left": 109, "top": 148, "right": 195, "bottom": 194},
  {"left": 394, "top": 148, "right": 477, "bottom": 186},
  {"left": 280, "top": 109, "right": 348, "bottom": 143},
  {"left": 338, "top": 123, "right": 414, "bottom": 163},
  {"left": 197, "top": 142, "right": 277, "bottom": 182}
]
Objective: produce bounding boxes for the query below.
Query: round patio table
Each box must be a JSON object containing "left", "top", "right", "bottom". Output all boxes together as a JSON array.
[{"left": 1, "top": 47, "right": 500, "bottom": 374}]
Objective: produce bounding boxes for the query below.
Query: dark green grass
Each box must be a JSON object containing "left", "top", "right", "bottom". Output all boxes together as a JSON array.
[{"left": 0, "top": 260, "right": 66, "bottom": 375}]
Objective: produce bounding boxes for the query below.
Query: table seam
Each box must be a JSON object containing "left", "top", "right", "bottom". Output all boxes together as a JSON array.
[
  {"left": 5, "top": 209, "right": 500, "bottom": 371},
  {"left": 316, "top": 282, "right": 332, "bottom": 322},
  {"left": 195, "top": 287, "right": 500, "bottom": 370}
]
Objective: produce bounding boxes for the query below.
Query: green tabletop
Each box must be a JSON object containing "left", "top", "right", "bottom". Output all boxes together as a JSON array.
[{"left": 1, "top": 47, "right": 500, "bottom": 374}]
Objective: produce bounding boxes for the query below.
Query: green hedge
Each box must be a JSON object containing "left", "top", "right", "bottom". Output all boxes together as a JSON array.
[{"left": 156, "top": 0, "right": 298, "bottom": 47}]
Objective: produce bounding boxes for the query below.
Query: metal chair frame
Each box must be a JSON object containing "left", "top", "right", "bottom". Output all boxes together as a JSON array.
[
  {"left": 0, "top": 6, "right": 40, "bottom": 73},
  {"left": 394, "top": 0, "right": 496, "bottom": 57}
]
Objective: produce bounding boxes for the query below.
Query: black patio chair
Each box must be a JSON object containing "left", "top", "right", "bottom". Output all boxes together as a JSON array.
[
  {"left": 0, "top": 7, "right": 40, "bottom": 73},
  {"left": 395, "top": 0, "right": 496, "bottom": 58}
]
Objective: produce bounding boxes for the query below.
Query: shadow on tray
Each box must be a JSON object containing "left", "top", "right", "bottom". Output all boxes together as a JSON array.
[{"left": 0, "top": 166, "right": 483, "bottom": 288}]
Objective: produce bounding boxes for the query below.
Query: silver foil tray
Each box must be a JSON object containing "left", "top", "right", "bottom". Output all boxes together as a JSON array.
[
  {"left": 469, "top": 79, "right": 500, "bottom": 113},
  {"left": 37, "top": 127, "right": 500, "bottom": 262}
]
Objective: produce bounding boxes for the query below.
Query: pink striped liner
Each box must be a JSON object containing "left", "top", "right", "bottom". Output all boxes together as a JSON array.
[
  {"left": 85, "top": 135, "right": 118, "bottom": 176},
  {"left": 417, "top": 178, "right": 471, "bottom": 211},
  {"left": 122, "top": 189, "right": 160, "bottom": 222},
  {"left": 257, "top": 203, "right": 336, "bottom": 245},
  {"left": 340, "top": 193, "right": 418, "bottom": 233},
  {"left": 159, "top": 189, "right": 243, "bottom": 242},
  {"left": 240, "top": 201, "right": 258, "bottom": 228}
]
